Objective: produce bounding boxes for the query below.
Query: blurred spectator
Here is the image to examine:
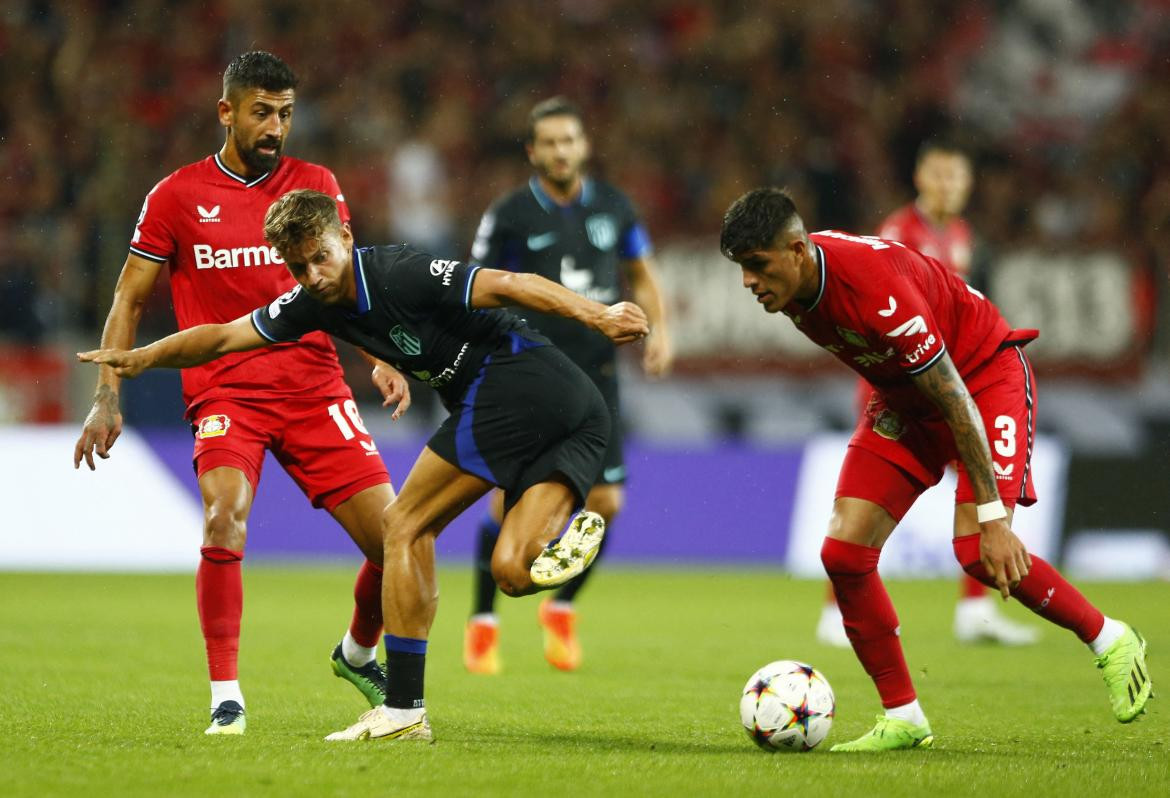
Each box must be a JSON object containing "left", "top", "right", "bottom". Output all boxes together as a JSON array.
[{"left": 3, "top": 0, "right": 1169, "bottom": 366}]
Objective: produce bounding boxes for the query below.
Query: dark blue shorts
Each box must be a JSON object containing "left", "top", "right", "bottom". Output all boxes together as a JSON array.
[{"left": 428, "top": 338, "right": 610, "bottom": 509}]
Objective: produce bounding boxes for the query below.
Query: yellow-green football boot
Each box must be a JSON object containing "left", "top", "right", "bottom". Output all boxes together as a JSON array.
[
  {"left": 1096, "top": 624, "right": 1152, "bottom": 722},
  {"left": 830, "top": 715, "right": 933, "bottom": 752}
]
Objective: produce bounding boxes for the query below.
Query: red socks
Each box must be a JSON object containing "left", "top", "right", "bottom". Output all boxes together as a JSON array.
[
  {"left": 196, "top": 546, "right": 244, "bottom": 681},
  {"left": 959, "top": 572, "right": 987, "bottom": 599},
  {"left": 821, "top": 538, "right": 917, "bottom": 708},
  {"left": 952, "top": 534, "right": 1105, "bottom": 643},
  {"left": 349, "top": 560, "right": 384, "bottom": 647}
]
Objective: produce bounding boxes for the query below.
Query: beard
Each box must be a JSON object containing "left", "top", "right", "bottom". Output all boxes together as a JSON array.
[
  {"left": 537, "top": 161, "right": 580, "bottom": 192},
  {"left": 238, "top": 133, "right": 283, "bottom": 174}
]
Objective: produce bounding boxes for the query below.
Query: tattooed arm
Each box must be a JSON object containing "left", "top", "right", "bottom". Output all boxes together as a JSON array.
[{"left": 912, "top": 352, "right": 1032, "bottom": 597}]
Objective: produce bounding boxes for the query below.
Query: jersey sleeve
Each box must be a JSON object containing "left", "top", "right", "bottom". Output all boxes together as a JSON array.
[
  {"left": 322, "top": 169, "right": 351, "bottom": 225},
  {"left": 862, "top": 252, "right": 947, "bottom": 375},
  {"left": 250, "top": 285, "right": 322, "bottom": 343},
  {"left": 469, "top": 201, "right": 519, "bottom": 269},
  {"left": 128, "top": 178, "right": 178, "bottom": 263},
  {"left": 390, "top": 248, "right": 482, "bottom": 313},
  {"left": 616, "top": 194, "right": 653, "bottom": 259}
]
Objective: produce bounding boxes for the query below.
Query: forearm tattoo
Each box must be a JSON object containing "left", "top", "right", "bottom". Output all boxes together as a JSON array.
[{"left": 912, "top": 354, "right": 1000, "bottom": 505}]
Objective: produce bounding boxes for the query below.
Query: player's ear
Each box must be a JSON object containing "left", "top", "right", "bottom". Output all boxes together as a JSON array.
[
  {"left": 217, "top": 98, "right": 233, "bottom": 129},
  {"left": 339, "top": 222, "right": 353, "bottom": 246}
]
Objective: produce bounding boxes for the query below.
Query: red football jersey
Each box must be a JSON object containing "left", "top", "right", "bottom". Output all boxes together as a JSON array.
[
  {"left": 129, "top": 154, "right": 350, "bottom": 416},
  {"left": 877, "top": 204, "right": 972, "bottom": 279},
  {"left": 785, "top": 231, "right": 1021, "bottom": 416}
]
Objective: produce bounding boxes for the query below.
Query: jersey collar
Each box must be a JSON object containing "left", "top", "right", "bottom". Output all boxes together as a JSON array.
[
  {"left": 528, "top": 176, "right": 592, "bottom": 213},
  {"left": 213, "top": 153, "right": 274, "bottom": 188},
  {"left": 796, "top": 243, "right": 827, "bottom": 312},
  {"left": 351, "top": 247, "right": 372, "bottom": 315}
]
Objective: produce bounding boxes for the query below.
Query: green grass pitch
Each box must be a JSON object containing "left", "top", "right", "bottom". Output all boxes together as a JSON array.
[{"left": 0, "top": 567, "right": 1165, "bottom": 797}]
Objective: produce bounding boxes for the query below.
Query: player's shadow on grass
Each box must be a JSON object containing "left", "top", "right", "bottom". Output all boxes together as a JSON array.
[{"left": 487, "top": 730, "right": 754, "bottom": 755}]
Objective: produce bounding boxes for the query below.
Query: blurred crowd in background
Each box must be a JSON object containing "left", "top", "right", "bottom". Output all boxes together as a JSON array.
[{"left": 3, "top": 0, "right": 1170, "bottom": 373}]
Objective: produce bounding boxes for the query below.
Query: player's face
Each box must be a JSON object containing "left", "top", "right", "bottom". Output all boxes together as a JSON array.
[
  {"left": 914, "top": 151, "right": 972, "bottom": 218},
  {"left": 734, "top": 236, "right": 807, "bottom": 314},
  {"left": 283, "top": 224, "right": 355, "bottom": 305},
  {"left": 527, "top": 115, "right": 589, "bottom": 188},
  {"left": 222, "top": 88, "right": 295, "bottom": 175}
]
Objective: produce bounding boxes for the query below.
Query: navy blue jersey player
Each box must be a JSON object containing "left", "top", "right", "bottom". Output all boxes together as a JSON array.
[
  {"left": 80, "top": 188, "right": 651, "bottom": 743},
  {"left": 464, "top": 97, "right": 673, "bottom": 673}
]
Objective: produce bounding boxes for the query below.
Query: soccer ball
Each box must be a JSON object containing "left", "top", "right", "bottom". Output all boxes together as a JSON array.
[{"left": 739, "top": 660, "right": 835, "bottom": 752}]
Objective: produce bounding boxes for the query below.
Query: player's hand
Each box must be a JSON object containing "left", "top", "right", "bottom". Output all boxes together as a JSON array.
[
  {"left": 597, "top": 301, "right": 649, "bottom": 345},
  {"left": 979, "top": 519, "right": 1032, "bottom": 600},
  {"left": 78, "top": 348, "right": 149, "bottom": 379},
  {"left": 371, "top": 361, "right": 411, "bottom": 421},
  {"left": 641, "top": 330, "right": 673, "bottom": 378},
  {"left": 73, "top": 388, "right": 123, "bottom": 471}
]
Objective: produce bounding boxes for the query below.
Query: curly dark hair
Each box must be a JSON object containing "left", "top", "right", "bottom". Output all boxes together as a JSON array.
[
  {"left": 222, "top": 51, "right": 298, "bottom": 102},
  {"left": 719, "top": 187, "right": 802, "bottom": 259}
]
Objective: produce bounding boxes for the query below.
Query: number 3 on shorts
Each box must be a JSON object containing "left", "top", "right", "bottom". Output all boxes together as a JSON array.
[{"left": 993, "top": 415, "right": 1016, "bottom": 458}]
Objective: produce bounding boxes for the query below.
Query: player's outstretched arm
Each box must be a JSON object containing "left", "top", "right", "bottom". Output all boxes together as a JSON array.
[
  {"left": 74, "top": 253, "right": 163, "bottom": 470},
  {"left": 470, "top": 269, "right": 649, "bottom": 345},
  {"left": 625, "top": 255, "right": 674, "bottom": 377},
  {"left": 911, "top": 352, "right": 1032, "bottom": 598},
  {"left": 78, "top": 315, "right": 269, "bottom": 379}
]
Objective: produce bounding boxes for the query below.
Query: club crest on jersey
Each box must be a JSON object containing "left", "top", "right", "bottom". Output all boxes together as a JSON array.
[
  {"left": 872, "top": 409, "right": 905, "bottom": 441},
  {"left": 389, "top": 324, "right": 422, "bottom": 356},
  {"left": 836, "top": 327, "right": 869, "bottom": 348},
  {"left": 197, "top": 204, "right": 221, "bottom": 223},
  {"left": 197, "top": 415, "right": 231, "bottom": 439},
  {"left": 585, "top": 214, "right": 617, "bottom": 251}
]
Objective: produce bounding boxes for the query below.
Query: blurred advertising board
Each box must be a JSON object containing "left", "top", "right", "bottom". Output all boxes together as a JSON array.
[{"left": 657, "top": 244, "right": 1153, "bottom": 376}]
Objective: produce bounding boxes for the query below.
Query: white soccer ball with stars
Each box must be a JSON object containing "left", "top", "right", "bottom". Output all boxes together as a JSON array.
[{"left": 739, "top": 660, "right": 835, "bottom": 752}]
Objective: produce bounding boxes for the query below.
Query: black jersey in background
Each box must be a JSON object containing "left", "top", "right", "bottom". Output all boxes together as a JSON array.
[{"left": 471, "top": 177, "right": 652, "bottom": 371}]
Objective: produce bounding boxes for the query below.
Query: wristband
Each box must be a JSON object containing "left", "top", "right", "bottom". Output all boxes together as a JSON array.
[{"left": 976, "top": 499, "right": 1007, "bottom": 523}]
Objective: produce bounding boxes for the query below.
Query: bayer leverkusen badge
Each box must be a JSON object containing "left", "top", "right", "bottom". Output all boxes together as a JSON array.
[{"left": 197, "top": 414, "right": 231, "bottom": 439}]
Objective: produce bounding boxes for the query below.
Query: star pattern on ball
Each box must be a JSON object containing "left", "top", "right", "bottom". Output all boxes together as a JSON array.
[
  {"left": 782, "top": 695, "right": 814, "bottom": 738},
  {"left": 745, "top": 678, "right": 774, "bottom": 699}
]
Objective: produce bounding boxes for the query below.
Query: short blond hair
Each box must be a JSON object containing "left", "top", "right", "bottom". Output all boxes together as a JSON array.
[{"left": 263, "top": 189, "right": 341, "bottom": 256}]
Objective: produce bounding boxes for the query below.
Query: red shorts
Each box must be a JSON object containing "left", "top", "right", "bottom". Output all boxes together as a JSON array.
[
  {"left": 190, "top": 393, "right": 391, "bottom": 512},
  {"left": 836, "top": 346, "right": 1038, "bottom": 520}
]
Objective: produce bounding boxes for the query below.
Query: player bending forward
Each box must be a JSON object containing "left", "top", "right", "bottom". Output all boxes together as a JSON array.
[
  {"left": 81, "top": 189, "right": 650, "bottom": 743},
  {"left": 720, "top": 187, "right": 1151, "bottom": 751}
]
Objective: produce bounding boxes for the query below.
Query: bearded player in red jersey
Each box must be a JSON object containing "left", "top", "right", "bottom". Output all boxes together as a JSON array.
[
  {"left": 816, "top": 140, "right": 1039, "bottom": 648},
  {"left": 722, "top": 188, "right": 1150, "bottom": 751},
  {"left": 73, "top": 52, "right": 408, "bottom": 736}
]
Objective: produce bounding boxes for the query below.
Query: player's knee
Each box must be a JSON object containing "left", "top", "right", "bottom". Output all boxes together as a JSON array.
[
  {"left": 491, "top": 561, "right": 531, "bottom": 597},
  {"left": 489, "top": 548, "right": 532, "bottom": 597},
  {"left": 203, "top": 504, "right": 247, "bottom": 549},
  {"left": 820, "top": 537, "right": 876, "bottom": 577}
]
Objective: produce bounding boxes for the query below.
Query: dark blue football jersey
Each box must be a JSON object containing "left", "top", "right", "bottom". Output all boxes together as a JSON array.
[
  {"left": 471, "top": 177, "right": 651, "bottom": 369},
  {"left": 250, "top": 244, "right": 542, "bottom": 406}
]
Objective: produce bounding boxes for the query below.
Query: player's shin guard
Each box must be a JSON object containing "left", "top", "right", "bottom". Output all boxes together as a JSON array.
[
  {"left": 196, "top": 546, "right": 244, "bottom": 681},
  {"left": 821, "top": 537, "right": 916, "bottom": 708},
  {"left": 349, "top": 559, "right": 383, "bottom": 648},
  {"left": 952, "top": 533, "right": 1105, "bottom": 642},
  {"left": 473, "top": 517, "right": 501, "bottom": 615}
]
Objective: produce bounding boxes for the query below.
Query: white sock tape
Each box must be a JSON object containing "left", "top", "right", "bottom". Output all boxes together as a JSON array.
[{"left": 976, "top": 499, "right": 1007, "bottom": 523}]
